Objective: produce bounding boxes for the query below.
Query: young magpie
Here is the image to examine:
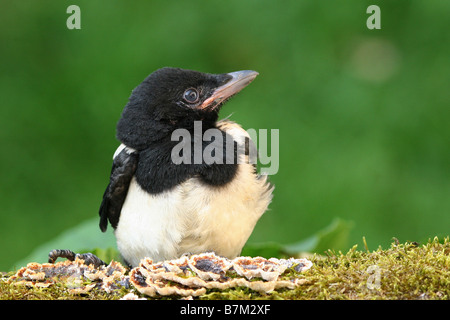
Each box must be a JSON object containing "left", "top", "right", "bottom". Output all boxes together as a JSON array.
[{"left": 50, "top": 68, "right": 273, "bottom": 268}]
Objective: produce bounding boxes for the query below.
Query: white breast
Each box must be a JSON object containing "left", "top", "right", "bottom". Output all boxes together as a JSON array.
[
  {"left": 114, "top": 120, "right": 273, "bottom": 267},
  {"left": 114, "top": 178, "right": 188, "bottom": 267}
]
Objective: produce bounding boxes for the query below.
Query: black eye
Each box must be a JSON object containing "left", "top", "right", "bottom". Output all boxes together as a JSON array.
[{"left": 183, "top": 88, "right": 199, "bottom": 103}]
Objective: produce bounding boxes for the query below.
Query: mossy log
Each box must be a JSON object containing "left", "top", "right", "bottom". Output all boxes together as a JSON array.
[{"left": 1, "top": 238, "right": 449, "bottom": 300}]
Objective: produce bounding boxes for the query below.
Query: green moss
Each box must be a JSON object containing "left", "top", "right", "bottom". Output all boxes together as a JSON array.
[
  {"left": 286, "top": 237, "right": 450, "bottom": 300},
  {"left": 2, "top": 237, "right": 449, "bottom": 300}
]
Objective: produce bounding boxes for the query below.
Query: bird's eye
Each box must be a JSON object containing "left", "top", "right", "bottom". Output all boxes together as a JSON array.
[{"left": 183, "top": 88, "right": 199, "bottom": 103}]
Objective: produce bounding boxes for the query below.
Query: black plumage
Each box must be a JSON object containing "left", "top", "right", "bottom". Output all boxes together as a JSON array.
[
  {"left": 99, "top": 148, "right": 138, "bottom": 232},
  {"left": 99, "top": 68, "right": 242, "bottom": 231}
]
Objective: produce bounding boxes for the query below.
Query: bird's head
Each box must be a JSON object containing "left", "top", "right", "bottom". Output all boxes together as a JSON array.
[{"left": 116, "top": 67, "right": 258, "bottom": 150}]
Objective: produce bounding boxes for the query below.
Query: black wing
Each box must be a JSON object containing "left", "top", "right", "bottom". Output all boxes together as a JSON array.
[{"left": 99, "top": 147, "right": 139, "bottom": 232}]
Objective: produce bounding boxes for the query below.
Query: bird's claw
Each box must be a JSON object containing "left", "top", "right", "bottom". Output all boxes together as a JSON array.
[{"left": 48, "top": 249, "right": 107, "bottom": 268}]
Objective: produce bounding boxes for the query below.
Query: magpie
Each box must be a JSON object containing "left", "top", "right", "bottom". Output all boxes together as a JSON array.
[{"left": 49, "top": 67, "right": 273, "bottom": 268}]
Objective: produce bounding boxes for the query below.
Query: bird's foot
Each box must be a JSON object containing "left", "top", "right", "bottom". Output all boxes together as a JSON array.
[{"left": 48, "top": 249, "right": 107, "bottom": 268}]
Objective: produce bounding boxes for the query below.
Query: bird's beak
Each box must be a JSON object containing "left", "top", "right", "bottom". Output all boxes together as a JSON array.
[{"left": 200, "top": 70, "right": 259, "bottom": 111}]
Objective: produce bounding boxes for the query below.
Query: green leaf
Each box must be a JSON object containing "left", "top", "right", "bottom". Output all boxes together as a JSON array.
[
  {"left": 242, "top": 218, "right": 354, "bottom": 258},
  {"left": 11, "top": 217, "right": 118, "bottom": 270},
  {"left": 283, "top": 218, "right": 354, "bottom": 255},
  {"left": 240, "top": 241, "right": 285, "bottom": 258}
]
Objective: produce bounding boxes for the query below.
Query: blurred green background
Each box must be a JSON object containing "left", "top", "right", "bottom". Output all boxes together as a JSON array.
[{"left": 1, "top": 0, "right": 449, "bottom": 271}]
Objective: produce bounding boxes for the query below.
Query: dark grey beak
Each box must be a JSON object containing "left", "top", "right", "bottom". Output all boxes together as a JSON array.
[{"left": 200, "top": 70, "right": 259, "bottom": 110}]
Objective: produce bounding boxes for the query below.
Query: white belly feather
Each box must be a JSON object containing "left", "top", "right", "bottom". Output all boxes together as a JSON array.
[{"left": 114, "top": 120, "right": 273, "bottom": 267}]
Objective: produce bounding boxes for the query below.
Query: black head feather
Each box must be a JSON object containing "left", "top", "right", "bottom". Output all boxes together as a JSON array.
[{"left": 117, "top": 67, "right": 232, "bottom": 150}]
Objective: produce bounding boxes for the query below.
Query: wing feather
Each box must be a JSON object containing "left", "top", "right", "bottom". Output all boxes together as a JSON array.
[{"left": 99, "top": 146, "right": 138, "bottom": 232}]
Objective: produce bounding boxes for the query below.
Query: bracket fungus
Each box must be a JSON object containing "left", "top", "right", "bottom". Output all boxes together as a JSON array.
[
  {"left": 8, "top": 258, "right": 128, "bottom": 295},
  {"left": 8, "top": 252, "right": 312, "bottom": 298},
  {"left": 130, "top": 252, "right": 312, "bottom": 297}
]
